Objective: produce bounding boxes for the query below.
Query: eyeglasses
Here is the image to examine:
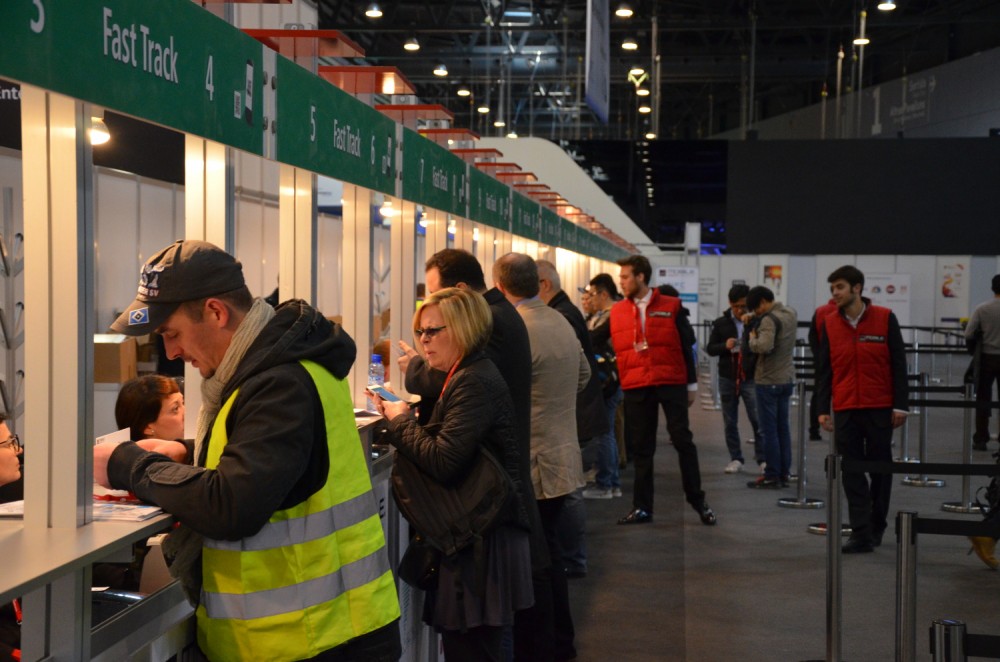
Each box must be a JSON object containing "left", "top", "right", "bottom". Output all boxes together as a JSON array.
[
  {"left": 0, "top": 434, "right": 22, "bottom": 454},
  {"left": 414, "top": 325, "right": 447, "bottom": 340}
]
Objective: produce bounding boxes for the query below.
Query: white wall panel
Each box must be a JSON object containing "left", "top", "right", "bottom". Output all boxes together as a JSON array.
[
  {"left": 95, "top": 172, "right": 139, "bottom": 330},
  {"left": 316, "top": 213, "right": 343, "bottom": 318},
  {"left": 235, "top": 198, "right": 265, "bottom": 296}
]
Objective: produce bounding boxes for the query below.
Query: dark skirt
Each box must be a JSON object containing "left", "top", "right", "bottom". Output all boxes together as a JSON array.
[{"left": 426, "top": 525, "right": 534, "bottom": 632}]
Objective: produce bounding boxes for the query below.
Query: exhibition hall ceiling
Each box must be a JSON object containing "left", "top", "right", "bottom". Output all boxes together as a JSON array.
[{"left": 319, "top": 0, "right": 1000, "bottom": 140}]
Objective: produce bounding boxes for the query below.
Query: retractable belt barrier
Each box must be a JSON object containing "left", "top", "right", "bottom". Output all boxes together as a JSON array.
[{"left": 823, "top": 455, "right": 1000, "bottom": 662}]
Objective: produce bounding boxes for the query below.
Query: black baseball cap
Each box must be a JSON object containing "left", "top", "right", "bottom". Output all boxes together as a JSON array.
[{"left": 110, "top": 240, "right": 245, "bottom": 335}]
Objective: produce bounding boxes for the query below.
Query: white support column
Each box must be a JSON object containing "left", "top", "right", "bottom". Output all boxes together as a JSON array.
[
  {"left": 279, "top": 164, "right": 317, "bottom": 304},
  {"left": 342, "top": 184, "right": 373, "bottom": 405},
  {"left": 20, "top": 84, "right": 95, "bottom": 661},
  {"left": 390, "top": 200, "right": 417, "bottom": 395},
  {"left": 424, "top": 208, "right": 448, "bottom": 256},
  {"left": 183, "top": 136, "right": 232, "bottom": 438}
]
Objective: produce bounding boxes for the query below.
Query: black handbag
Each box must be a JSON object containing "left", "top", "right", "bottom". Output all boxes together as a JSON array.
[
  {"left": 397, "top": 534, "right": 442, "bottom": 590},
  {"left": 391, "top": 444, "right": 515, "bottom": 557}
]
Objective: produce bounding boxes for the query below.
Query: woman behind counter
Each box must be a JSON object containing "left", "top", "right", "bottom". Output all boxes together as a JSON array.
[{"left": 374, "top": 287, "right": 534, "bottom": 661}]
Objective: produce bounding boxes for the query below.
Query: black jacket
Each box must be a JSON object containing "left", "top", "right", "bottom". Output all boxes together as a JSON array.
[
  {"left": 548, "top": 290, "right": 610, "bottom": 440},
  {"left": 388, "top": 351, "right": 532, "bottom": 532},
  {"left": 404, "top": 287, "right": 548, "bottom": 568},
  {"left": 706, "top": 309, "right": 751, "bottom": 382}
]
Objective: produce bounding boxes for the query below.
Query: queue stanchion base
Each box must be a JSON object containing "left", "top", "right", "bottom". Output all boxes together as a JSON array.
[
  {"left": 807, "top": 522, "right": 852, "bottom": 536},
  {"left": 778, "top": 497, "right": 824, "bottom": 509},
  {"left": 940, "top": 501, "right": 980, "bottom": 514},
  {"left": 901, "top": 475, "right": 946, "bottom": 488},
  {"left": 893, "top": 456, "right": 921, "bottom": 464}
]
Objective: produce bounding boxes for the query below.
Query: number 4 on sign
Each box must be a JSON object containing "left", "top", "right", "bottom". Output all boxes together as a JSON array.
[{"left": 205, "top": 55, "right": 215, "bottom": 101}]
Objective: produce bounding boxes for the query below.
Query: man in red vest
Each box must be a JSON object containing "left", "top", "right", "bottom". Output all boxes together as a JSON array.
[
  {"left": 610, "top": 255, "right": 715, "bottom": 526},
  {"left": 816, "top": 265, "right": 909, "bottom": 554}
]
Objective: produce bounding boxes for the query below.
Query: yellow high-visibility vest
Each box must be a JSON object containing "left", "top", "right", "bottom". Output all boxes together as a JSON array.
[{"left": 197, "top": 360, "right": 399, "bottom": 661}]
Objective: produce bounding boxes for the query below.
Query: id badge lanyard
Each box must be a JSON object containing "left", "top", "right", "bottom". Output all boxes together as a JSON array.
[{"left": 633, "top": 300, "right": 648, "bottom": 352}]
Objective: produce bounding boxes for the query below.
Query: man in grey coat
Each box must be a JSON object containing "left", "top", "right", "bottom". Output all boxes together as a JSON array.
[{"left": 743, "top": 285, "right": 799, "bottom": 489}]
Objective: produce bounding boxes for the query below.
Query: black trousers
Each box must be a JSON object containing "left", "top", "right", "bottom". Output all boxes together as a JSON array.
[
  {"left": 834, "top": 408, "right": 894, "bottom": 541},
  {"left": 623, "top": 384, "right": 705, "bottom": 513},
  {"left": 535, "top": 496, "right": 575, "bottom": 661},
  {"left": 440, "top": 625, "right": 504, "bottom": 661},
  {"left": 974, "top": 353, "right": 1000, "bottom": 443}
]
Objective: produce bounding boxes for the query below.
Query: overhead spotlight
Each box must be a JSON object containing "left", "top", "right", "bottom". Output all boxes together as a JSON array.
[
  {"left": 457, "top": 85, "right": 471, "bottom": 97},
  {"left": 494, "top": 120, "right": 506, "bottom": 128},
  {"left": 403, "top": 36, "right": 420, "bottom": 52},
  {"left": 636, "top": 87, "right": 650, "bottom": 97},
  {"left": 473, "top": 227, "right": 481, "bottom": 241},
  {"left": 629, "top": 66, "right": 645, "bottom": 77},
  {"left": 852, "top": 35, "right": 870, "bottom": 46},
  {"left": 621, "top": 37, "right": 638, "bottom": 51},
  {"left": 638, "top": 104, "right": 651, "bottom": 114},
  {"left": 477, "top": 105, "right": 490, "bottom": 114},
  {"left": 364, "top": 3, "right": 383, "bottom": 18},
  {"left": 379, "top": 200, "right": 398, "bottom": 218},
  {"left": 433, "top": 63, "right": 448, "bottom": 77},
  {"left": 89, "top": 116, "right": 110, "bottom": 145},
  {"left": 506, "top": 131, "right": 518, "bottom": 138},
  {"left": 615, "top": 3, "right": 634, "bottom": 18},
  {"left": 877, "top": 0, "right": 896, "bottom": 10},
  {"left": 645, "top": 132, "right": 657, "bottom": 140}
]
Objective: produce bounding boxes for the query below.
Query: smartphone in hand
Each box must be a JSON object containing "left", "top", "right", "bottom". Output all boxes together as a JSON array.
[{"left": 366, "top": 385, "right": 401, "bottom": 402}]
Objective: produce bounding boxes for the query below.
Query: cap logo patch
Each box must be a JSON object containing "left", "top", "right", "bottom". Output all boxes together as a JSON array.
[
  {"left": 128, "top": 308, "right": 149, "bottom": 326},
  {"left": 137, "top": 265, "right": 165, "bottom": 298}
]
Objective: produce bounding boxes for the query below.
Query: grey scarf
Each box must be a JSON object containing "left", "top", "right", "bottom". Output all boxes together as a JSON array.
[{"left": 164, "top": 298, "right": 275, "bottom": 604}]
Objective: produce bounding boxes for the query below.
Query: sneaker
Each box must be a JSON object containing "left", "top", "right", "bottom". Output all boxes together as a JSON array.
[
  {"left": 612, "top": 487, "right": 623, "bottom": 497},
  {"left": 758, "top": 462, "right": 767, "bottom": 475},
  {"left": 724, "top": 460, "right": 744, "bottom": 474},
  {"left": 747, "top": 476, "right": 781, "bottom": 489},
  {"left": 583, "top": 486, "right": 613, "bottom": 499}
]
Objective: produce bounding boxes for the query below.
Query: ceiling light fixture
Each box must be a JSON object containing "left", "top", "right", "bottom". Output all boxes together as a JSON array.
[
  {"left": 622, "top": 37, "right": 638, "bottom": 51},
  {"left": 877, "top": 0, "right": 896, "bottom": 10},
  {"left": 629, "top": 66, "right": 645, "bottom": 77},
  {"left": 506, "top": 131, "right": 518, "bottom": 138},
  {"left": 638, "top": 104, "right": 651, "bottom": 114},
  {"left": 477, "top": 105, "right": 490, "bottom": 114},
  {"left": 457, "top": 85, "right": 471, "bottom": 97},
  {"left": 853, "top": 35, "right": 870, "bottom": 46},
  {"left": 379, "top": 200, "right": 398, "bottom": 218},
  {"left": 636, "top": 87, "right": 650, "bottom": 97},
  {"left": 89, "top": 116, "right": 110, "bottom": 145},
  {"left": 364, "top": 3, "right": 383, "bottom": 18},
  {"left": 433, "top": 63, "right": 448, "bottom": 77},
  {"left": 645, "top": 132, "right": 657, "bottom": 140},
  {"left": 493, "top": 120, "right": 506, "bottom": 128},
  {"left": 615, "top": 3, "right": 634, "bottom": 18},
  {"left": 403, "top": 37, "right": 420, "bottom": 52}
]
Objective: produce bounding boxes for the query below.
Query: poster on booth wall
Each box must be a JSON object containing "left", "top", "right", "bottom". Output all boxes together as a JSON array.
[
  {"left": 866, "top": 273, "right": 912, "bottom": 326},
  {"left": 936, "top": 257, "right": 971, "bottom": 324},
  {"left": 763, "top": 264, "right": 784, "bottom": 297},
  {"left": 653, "top": 266, "right": 700, "bottom": 325}
]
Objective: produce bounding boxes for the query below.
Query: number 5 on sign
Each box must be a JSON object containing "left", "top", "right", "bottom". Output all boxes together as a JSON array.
[
  {"left": 205, "top": 55, "right": 214, "bottom": 101},
  {"left": 30, "top": 0, "right": 45, "bottom": 33},
  {"left": 310, "top": 105, "right": 316, "bottom": 142}
]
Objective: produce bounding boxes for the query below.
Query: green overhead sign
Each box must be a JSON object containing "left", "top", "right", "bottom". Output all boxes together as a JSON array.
[
  {"left": 539, "top": 207, "right": 561, "bottom": 248},
  {"left": 277, "top": 58, "right": 396, "bottom": 195},
  {"left": 1, "top": 0, "right": 265, "bottom": 154},
  {"left": 468, "top": 167, "right": 510, "bottom": 231},
  {"left": 511, "top": 192, "right": 540, "bottom": 241},
  {"left": 401, "top": 128, "right": 467, "bottom": 216},
  {"left": 560, "top": 218, "right": 579, "bottom": 254}
]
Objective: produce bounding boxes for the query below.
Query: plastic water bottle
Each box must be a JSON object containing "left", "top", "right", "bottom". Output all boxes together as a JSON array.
[{"left": 367, "top": 354, "right": 385, "bottom": 411}]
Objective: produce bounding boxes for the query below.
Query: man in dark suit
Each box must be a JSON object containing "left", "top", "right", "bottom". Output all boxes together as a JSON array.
[{"left": 398, "top": 248, "right": 555, "bottom": 661}]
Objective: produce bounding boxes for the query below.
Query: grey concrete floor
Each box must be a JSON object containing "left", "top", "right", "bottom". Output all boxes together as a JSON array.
[{"left": 568, "top": 385, "right": 999, "bottom": 661}]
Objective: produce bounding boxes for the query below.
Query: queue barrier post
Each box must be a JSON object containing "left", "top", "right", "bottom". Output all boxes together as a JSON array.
[
  {"left": 779, "top": 380, "right": 823, "bottom": 510},
  {"left": 941, "top": 383, "right": 978, "bottom": 514},
  {"left": 825, "top": 454, "right": 843, "bottom": 662},
  {"left": 895, "top": 511, "right": 919, "bottom": 662},
  {"left": 929, "top": 620, "right": 967, "bottom": 662},
  {"left": 903, "top": 373, "right": 946, "bottom": 488}
]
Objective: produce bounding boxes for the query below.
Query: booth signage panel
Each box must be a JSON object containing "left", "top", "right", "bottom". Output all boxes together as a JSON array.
[
  {"left": 402, "top": 128, "right": 467, "bottom": 216},
  {"left": 511, "top": 193, "right": 540, "bottom": 241},
  {"left": 277, "top": 58, "right": 396, "bottom": 194},
  {"left": 468, "top": 168, "right": 510, "bottom": 231},
  {"left": 540, "top": 207, "right": 561, "bottom": 248},
  {"left": 560, "top": 219, "right": 578, "bottom": 253},
  {"left": 1, "top": 0, "right": 265, "bottom": 155}
]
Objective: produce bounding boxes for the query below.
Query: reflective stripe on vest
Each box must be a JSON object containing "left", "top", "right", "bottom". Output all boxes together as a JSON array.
[{"left": 197, "top": 359, "right": 399, "bottom": 662}]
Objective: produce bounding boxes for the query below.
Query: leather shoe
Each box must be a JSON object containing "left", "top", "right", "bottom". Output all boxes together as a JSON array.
[
  {"left": 842, "top": 537, "right": 874, "bottom": 554},
  {"left": 618, "top": 508, "right": 652, "bottom": 525},
  {"left": 873, "top": 529, "right": 886, "bottom": 547},
  {"left": 695, "top": 502, "right": 717, "bottom": 526},
  {"left": 968, "top": 536, "right": 999, "bottom": 570}
]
